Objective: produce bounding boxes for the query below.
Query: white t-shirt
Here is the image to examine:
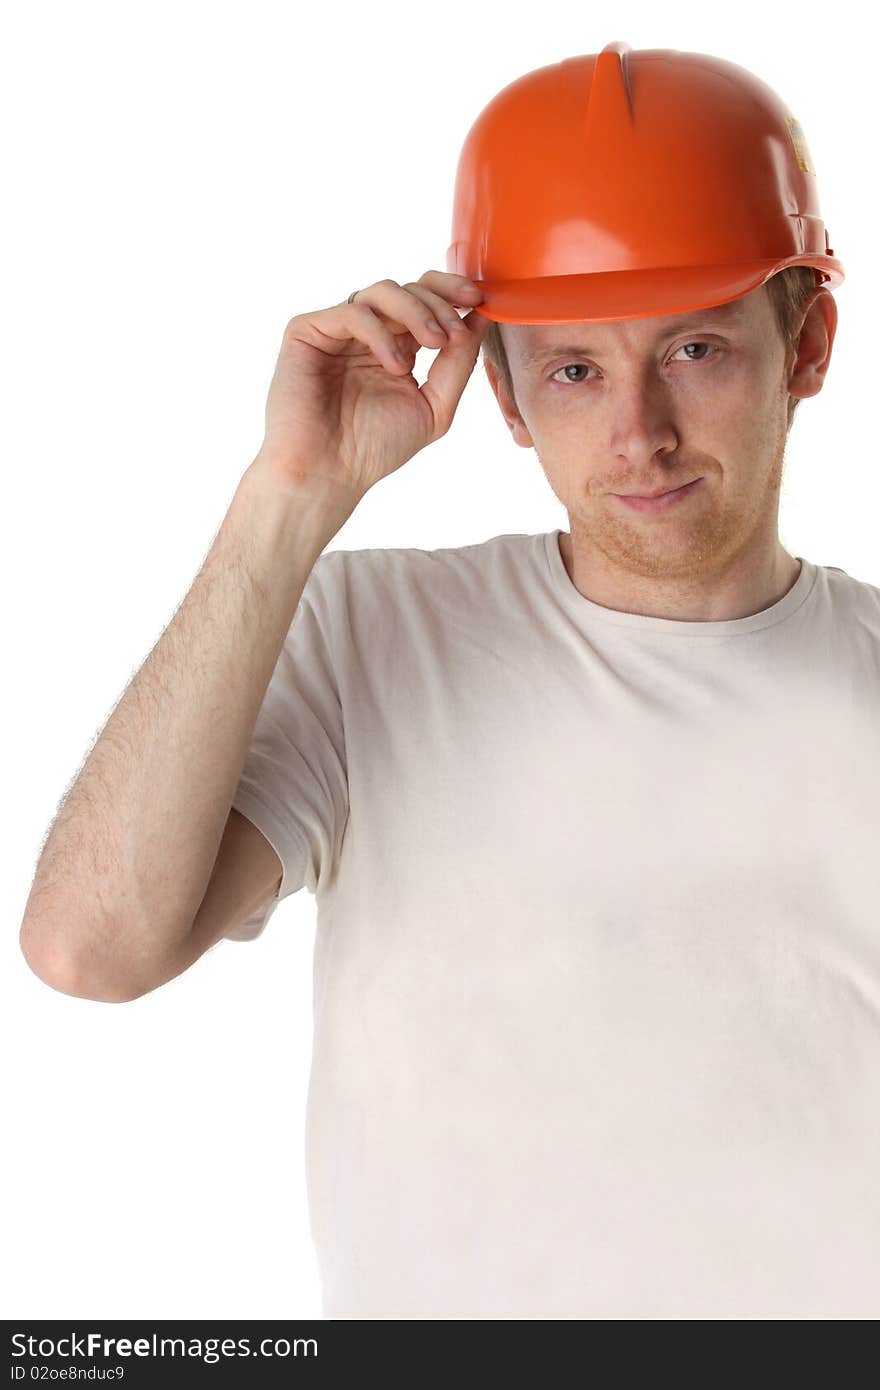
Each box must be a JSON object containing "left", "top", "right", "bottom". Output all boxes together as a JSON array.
[{"left": 229, "top": 528, "right": 880, "bottom": 1320}]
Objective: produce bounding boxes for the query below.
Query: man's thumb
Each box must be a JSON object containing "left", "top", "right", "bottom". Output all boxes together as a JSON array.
[{"left": 418, "top": 312, "right": 491, "bottom": 436}]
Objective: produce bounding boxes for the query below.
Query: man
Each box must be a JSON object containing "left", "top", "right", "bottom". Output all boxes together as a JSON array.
[{"left": 21, "top": 45, "right": 880, "bottom": 1321}]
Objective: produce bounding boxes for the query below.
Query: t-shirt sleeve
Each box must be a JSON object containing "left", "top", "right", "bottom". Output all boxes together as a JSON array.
[{"left": 224, "top": 551, "right": 348, "bottom": 941}]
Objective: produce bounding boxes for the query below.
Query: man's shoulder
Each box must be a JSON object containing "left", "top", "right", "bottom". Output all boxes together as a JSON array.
[
  {"left": 820, "top": 561, "right": 880, "bottom": 619},
  {"left": 316, "top": 530, "right": 550, "bottom": 587},
  {"left": 304, "top": 532, "right": 555, "bottom": 638}
]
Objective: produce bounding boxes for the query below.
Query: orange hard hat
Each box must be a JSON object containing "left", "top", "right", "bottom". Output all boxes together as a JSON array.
[{"left": 446, "top": 42, "right": 845, "bottom": 324}]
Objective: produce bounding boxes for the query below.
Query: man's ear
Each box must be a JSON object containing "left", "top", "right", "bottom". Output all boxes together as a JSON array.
[
  {"left": 786, "top": 286, "right": 837, "bottom": 405},
  {"left": 483, "top": 355, "right": 535, "bottom": 449}
]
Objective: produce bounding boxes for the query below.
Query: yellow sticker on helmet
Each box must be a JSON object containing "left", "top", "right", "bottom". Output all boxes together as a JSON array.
[{"left": 786, "top": 116, "right": 815, "bottom": 176}]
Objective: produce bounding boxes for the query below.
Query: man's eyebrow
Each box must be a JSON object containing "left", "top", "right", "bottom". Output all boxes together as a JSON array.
[{"left": 521, "top": 301, "right": 748, "bottom": 367}]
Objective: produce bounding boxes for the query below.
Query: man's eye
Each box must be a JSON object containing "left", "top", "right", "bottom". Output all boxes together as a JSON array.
[
  {"left": 549, "top": 342, "right": 721, "bottom": 385},
  {"left": 550, "top": 363, "right": 596, "bottom": 384},
  {"left": 671, "top": 342, "right": 721, "bottom": 364}
]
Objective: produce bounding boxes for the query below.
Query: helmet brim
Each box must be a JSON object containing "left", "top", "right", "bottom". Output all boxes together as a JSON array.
[{"left": 467, "top": 255, "right": 843, "bottom": 325}]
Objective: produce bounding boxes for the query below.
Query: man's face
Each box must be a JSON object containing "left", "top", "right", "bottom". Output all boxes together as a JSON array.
[{"left": 486, "top": 283, "right": 835, "bottom": 583}]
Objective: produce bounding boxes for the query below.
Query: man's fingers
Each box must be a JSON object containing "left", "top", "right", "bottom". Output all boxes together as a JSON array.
[
  {"left": 416, "top": 269, "right": 484, "bottom": 306},
  {"left": 401, "top": 282, "right": 482, "bottom": 339}
]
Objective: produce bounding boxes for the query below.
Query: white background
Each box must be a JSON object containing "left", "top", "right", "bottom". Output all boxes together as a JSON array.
[{"left": 3, "top": 0, "right": 873, "bottom": 1319}]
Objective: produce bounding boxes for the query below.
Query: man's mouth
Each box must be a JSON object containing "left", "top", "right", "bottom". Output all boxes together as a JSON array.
[{"left": 613, "top": 477, "right": 704, "bottom": 513}]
